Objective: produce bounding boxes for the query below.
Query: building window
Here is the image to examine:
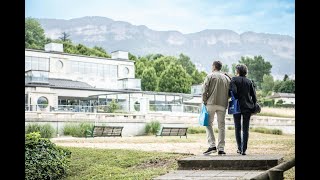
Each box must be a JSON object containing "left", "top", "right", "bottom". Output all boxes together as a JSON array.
[
  {"left": 25, "top": 56, "right": 31, "bottom": 71},
  {"left": 79, "top": 62, "right": 85, "bottom": 74},
  {"left": 59, "top": 59, "right": 119, "bottom": 78},
  {"left": 134, "top": 101, "right": 140, "bottom": 111},
  {"left": 71, "top": 61, "right": 79, "bottom": 73},
  {"left": 25, "top": 56, "right": 49, "bottom": 71},
  {"left": 38, "top": 57, "right": 48, "bottom": 71},
  {"left": 98, "top": 65, "right": 104, "bottom": 77},
  {"left": 55, "top": 60, "right": 63, "bottom": 69},
  {"left": 110, "top": 65, "right": 118, "bottom": 77},
  {"left": 103, "top": 64, "right": 110, "bottom": 78},
  {"left": 124, "top": 67, "right": 129, "bottom": 75},
  {"left": 37, "top": 96, "right": 49, "bottom": 109}
]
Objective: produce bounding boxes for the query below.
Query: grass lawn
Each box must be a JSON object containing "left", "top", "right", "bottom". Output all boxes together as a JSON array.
[
  {"left": 61, "top": 130, "right": 294, "bottom": 180},
  {"left": 64, "top": 148, "right": 189, "bottom": 180},
  {"left": 258, "top": 107, "right": 295, "bottom": 118}
]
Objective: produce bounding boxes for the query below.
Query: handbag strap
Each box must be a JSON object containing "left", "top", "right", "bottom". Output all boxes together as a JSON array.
[{"left": 230, "top": 90, "right": 235, "bottom": 100}]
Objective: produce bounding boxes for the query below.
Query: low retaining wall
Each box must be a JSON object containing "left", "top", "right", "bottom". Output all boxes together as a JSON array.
[{"left": 25, "top": 112, "right": 295, "bottom": 136}]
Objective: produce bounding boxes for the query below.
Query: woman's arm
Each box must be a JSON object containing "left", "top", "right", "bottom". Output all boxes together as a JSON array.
[
  {"left": 230, "top": 77, "right": 238, "bottom": 99},
  {"left": 250, "top": 81, "right": 257, "bottom": 104}
]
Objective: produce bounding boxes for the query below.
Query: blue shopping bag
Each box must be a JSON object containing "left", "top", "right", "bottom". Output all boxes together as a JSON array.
[
  {"left": 228, "top": 91, "right": 241, "bottom": 114},
  {"left": 199, "top": 103, "right": 209, "bottom": 126}
]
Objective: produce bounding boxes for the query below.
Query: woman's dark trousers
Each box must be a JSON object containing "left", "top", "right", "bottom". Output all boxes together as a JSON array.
[{"left": 233, "top": 113, "right": 251, "bottom": 153}]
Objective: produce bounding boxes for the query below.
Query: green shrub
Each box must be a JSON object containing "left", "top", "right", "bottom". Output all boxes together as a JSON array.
[
  {"left": 25, "top": 132, "right": 71, "bottom": 180},
  {"left": 261, "top": 98, "right": 275, "bottom": 107},
  {"left": 25, "top": 123, "right": 55, "bottom": 138},
  {"left": 187, "top": 127, "right": 219, "bottom": 134},
  {"left": 63, "top": 123, "right": 94, "bottom": 137},
  {"left": 108, "top": 99, "right": 120, "bottom": 113},
  {"left": 274, "top": 103, "right": 295, "bottom": 108},
  {"left": 145, "top": 120, "right": 161, "bottom": 135},
  {"left": 250, "top": 127, "right": 283, "bottom": 135},
  {"left": 227, "top": 126, "right": 235, "bottom": 130},
  {"left": 271, "top": 129, "right": 283, "bottom": 135},
  {"left": 251, "top": 127, "right": 270, "bottom": 134},
  {"left": 187, "top": 126, "right": 206, "bottom": 134}
]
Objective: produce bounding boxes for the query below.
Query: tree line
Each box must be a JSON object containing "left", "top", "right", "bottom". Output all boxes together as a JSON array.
[{"left": 25, "top": 18, "right": 294, "bottom": 100}]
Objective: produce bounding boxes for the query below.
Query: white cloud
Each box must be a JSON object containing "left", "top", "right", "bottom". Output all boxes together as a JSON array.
[{"left": 26, "top": 0, "right": 295, "bottom": 36}]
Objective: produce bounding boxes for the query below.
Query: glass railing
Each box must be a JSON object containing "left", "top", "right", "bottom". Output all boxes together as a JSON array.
[
  {"left": 149, "top": 104, "right": 200, "bottom": 114},
  {"left": 25, "top": 104, "right": 49, "bottom": 111},
  {"left": 118, "top": 78, "right": 141, "bottom": 90},
  {"left": 25, "top": 103, "right": 200, "bottom": 114},
  {"left": 50, "top": 105, "right": 95, "bottom": 112},
  {"left": 191, "top": 85, "right": 202, "bottom": 95},
  {"left": 25, "top": 70, "right": 49, "bottom": 84}
]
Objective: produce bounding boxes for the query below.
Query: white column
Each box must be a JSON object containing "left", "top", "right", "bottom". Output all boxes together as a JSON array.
[{"left": 139, "top": 97, "right": 149, "bottom": 113}]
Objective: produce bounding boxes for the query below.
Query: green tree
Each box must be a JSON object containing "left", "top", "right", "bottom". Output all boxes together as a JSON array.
[
  {"left": 129, "top": 53, "right": 138, "bottom": 61},
  {"left": 135, "top": 58, "right": 147, "bottom": 78},
  {"left": 231, "top": 63, "right": 237, "bottom": 75},
  {"left": 158, "top": 63, "right": 192, "bottom": 93},
  {"left": 177, "top": 53, "right": 196, "bottom": 75},
  {"left": 261, "top": 74, "right": 274, "bottom": 95},
  {"left": 221, "top": 64, "right": 230, "bottom": 73},
  {"left": 141, "top": 67, "right": 158, "bottom": 91},
  {"left": 191, "top": 70, "right": 207, "bottom": 85},
  {"left": 60, "top": 41, "right": 78, "bottom": 54},
  {"left": 283, "top": 74, "right": 289, "bottom": 81},
  {"left": 59, "top": 32, "right": 71, "bottom": 42},
  {"left": 145, "top": 54, "right": 164, "bottom": 61},
  {"left": 239, "top": 55, "right": 272, "bottom": 88},
  {"left": 278, "top": 80, "right": 295, "bottom": 93},
  {"left": 153, "top": 56, "right": 177, "bottom": 76},
  {"left": 273, "top": 80, "right": 282, "bottom": 92},
  {"left": 275, "top": 99, "right": 284, "bottom": 107},
  {"left": 25, "top": 18, "right": 47, "bottom": 49},
  {"left": 93, "top": 46, "right": 108, "bottom": 55}
]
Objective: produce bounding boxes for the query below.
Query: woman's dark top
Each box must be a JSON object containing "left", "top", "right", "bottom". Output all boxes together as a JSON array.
[{"left": 230, "top": 76, "right": 257, "bottom": 113}]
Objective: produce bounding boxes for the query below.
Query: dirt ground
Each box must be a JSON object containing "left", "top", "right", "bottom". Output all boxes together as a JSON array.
[{"left": 51, "top": 132, "right": 294, "bottom": 156}]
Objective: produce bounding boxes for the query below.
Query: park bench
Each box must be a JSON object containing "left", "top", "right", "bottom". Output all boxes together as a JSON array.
[
  {"left": 86, "top": 125, "right": 124, "bottom": 137},
  {"left": 156, "top": 127, "right": 188, "bottom": 138}
]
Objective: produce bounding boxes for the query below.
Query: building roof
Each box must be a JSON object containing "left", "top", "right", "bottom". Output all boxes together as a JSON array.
[
  {"left": 25, "top": 79, "right": 199, "bottom": 98},
  {"left": 269, "top": 93, "right": 295, "bottom": 98},
  {"left": 25, "top": 48, "right": 133, "bottom": 62},
  {"left": 48, "top": 78, "right": 93, "bottom": 89},
  {"left": 26, "top": 78, "right": 144, "bottom": 92}
]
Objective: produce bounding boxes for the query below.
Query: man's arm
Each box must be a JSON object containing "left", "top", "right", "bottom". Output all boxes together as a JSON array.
[{"left": 202, "top": 76, "right": 210, "bottom": 105}]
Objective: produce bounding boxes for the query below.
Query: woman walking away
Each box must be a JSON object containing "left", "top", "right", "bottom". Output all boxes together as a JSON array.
[{"left": 230, "top": 64, "right": 257, "bottom": 155}]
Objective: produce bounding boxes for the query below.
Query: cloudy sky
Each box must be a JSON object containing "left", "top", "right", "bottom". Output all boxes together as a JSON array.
[{"left": 25, "top": 0, "right": 295, "bottom": 37}]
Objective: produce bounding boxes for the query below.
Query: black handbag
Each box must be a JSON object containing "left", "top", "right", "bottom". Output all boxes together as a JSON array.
[
  {"left": 251, "top": 103, "right": 261, "bottom": 115},
  {"left": 250, "top": 79, "right": 260, "bottom": 115}
]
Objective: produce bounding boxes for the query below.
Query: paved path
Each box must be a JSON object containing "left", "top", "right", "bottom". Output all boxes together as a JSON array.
[
  {"left": 154, "top": 153, "right": 283, "bottom": 179},
  {"left": 153, "top": 170, "right": 264, "bottom": 180}
]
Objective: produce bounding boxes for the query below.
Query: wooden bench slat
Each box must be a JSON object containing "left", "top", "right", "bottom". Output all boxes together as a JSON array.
[
  {"left": 157, "top": 127, "right": 188, "bottom": 138},
  {"left": 88, "top": 126, "right": 124, "bottom": 137}
]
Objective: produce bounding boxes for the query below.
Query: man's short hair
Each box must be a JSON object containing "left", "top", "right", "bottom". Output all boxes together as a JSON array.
[
  {"left": 236, "top": 64, "right": 248, "bottom": 76},
  {"left": 212, "top": 61, "right": 222, "bottom": 71}
]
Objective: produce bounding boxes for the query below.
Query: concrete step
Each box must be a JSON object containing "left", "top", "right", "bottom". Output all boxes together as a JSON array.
[
  {"left": 153, "top": 170, "right": 265, "bottom": 180},
  {"left": 178, "top": 154, "right": 283, "bottom": 170}
]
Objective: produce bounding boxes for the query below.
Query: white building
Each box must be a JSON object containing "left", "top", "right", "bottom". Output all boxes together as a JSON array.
[
  {"left": 268, "top": 92, "right": 295, "bottom": 105},
  {"left": 25, "top": 43, "right": 199, "bottom": 113}
]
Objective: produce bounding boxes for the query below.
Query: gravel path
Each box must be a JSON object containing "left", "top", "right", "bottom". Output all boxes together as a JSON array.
[
  {"left": 51, "top": 135, "right": 240, "bottom": 155},
  {"left": 51, "top": 133, "right": 293, "bottom": 155}
]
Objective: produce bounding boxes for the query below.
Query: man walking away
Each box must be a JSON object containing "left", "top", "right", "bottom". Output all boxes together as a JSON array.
[{"left": 202, "top": 61, "right": 231, "bottom": 155}]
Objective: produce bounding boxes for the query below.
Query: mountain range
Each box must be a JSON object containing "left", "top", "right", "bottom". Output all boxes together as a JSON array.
[{"left": 37, "top": 16, "right": 295, "bottom": 79}]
